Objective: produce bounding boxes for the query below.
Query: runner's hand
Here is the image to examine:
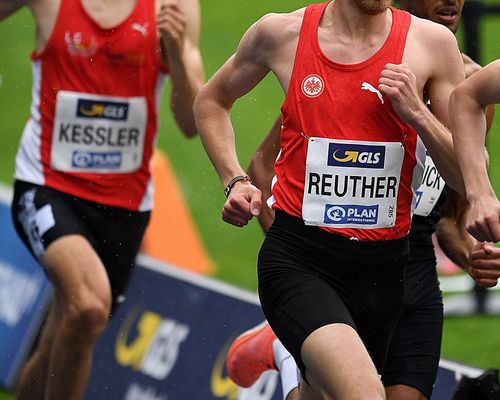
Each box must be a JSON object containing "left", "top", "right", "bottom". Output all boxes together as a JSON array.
[
  {"left": 466, "top": 195, "right": 500, "bottom": 243},
  {"left": 222, "top": 182, "right": 262, "bottom": 228},
  {"left": 467, "top": 242, "right": 500, "bottom": 287},
  {"left": 157, "top": 0, "right": 186, "bottom": 57},
  {"left": 378, "top": 63, "right": 425, "bottom": 126}
]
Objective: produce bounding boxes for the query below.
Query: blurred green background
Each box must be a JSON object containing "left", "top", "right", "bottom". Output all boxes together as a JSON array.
[{"left": 1, "top": 1, "right": 500, "bottom": 398}]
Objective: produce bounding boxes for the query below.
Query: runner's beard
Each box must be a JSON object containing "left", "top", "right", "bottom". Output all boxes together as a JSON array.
[{"left": 353, "top": 0, "right": 393, "bottom": 15}]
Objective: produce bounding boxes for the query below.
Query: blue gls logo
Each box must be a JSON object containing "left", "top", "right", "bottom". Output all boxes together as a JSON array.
[
  {"left": 327, "top": 143, "right": 385, "bottom": 169},
  {"left": 77, "top": 99, "right": 129, "bottom": 121},
  {"left": 323, "top": 204, "right": 379, "bottom": 225},
  {"left": 72, "top": 151, "right": 122, "bottom": 169}
]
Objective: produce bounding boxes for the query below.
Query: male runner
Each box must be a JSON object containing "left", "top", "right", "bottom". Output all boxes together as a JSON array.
[
  {"left": 451, "top": 59, "right": 500, "bottom": 245},
  {"left": 0, "top": 0, "right": 204, "bottom": 399},
  {"left": 194, "top": 0, "right": 465, "bottom": 398},
  {"left": 226, "top": 2, "right": 500, "bottom": 399}
]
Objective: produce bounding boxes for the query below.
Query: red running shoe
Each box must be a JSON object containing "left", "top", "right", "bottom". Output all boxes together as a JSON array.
[{"left": 226, "top": 321, "right": 277, "bottom": 387}]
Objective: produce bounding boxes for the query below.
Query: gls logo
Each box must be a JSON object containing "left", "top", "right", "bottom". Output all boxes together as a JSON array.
[
  {"left": 77, "top": 99, "right": 129, "bottom": 121},
  {"left": 324, "top": 204, "right": 379, "bottom": 225},
  {"left": 115, "top": 308, "right": 190, "bottom": 380},
  {"left": 327, "top": 143, "right": 385, "bottom": 169}
]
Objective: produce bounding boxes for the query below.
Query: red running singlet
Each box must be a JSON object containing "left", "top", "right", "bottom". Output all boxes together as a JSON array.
[
  {"left": 269, "top": 2, "right": 426, "bottom": 241},
  {"left": 15, "top": 0, "right": 167, "bottom": 211}
]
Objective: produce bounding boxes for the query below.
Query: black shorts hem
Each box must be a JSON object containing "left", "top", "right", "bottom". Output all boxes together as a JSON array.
[{"left": 383, "top": 378, "right": 431, "bottom": 399}]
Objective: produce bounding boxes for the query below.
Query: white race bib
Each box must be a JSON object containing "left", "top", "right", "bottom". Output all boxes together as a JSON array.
[
  {"left": 51, "top": 91, "right": 147, "bottom": 173},
  {"left": 302, "top": 137, "right": 404, "bottom": 229},
  {"left": 413, "top": 155, "right": 445, "bottom": 217}
]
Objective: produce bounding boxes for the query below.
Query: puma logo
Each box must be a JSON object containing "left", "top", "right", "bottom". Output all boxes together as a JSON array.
[
  {"left": 361, "top": 82, "right": 384, "bottom": 104},
  {"left": 131, "top": 22, "right": 149, "bottom": 37}
]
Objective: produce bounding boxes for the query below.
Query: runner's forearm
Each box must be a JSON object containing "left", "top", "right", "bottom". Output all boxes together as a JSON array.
[
  {"left": 168, "top": 46, "right": 204, "bottom": 138},
  {"left": 194, "top": 88, "right": 246, "bottom": 187},
  {"left": 450, "top": 91, "right": 492, "bottom": 201},
  {"left": 411, "top": 108, "right": 464, "bottom": 196},
  {"left": 247, "top": 116, "right": 281, "bottom": 233},
  {"left": 436, "top": 215, "right": 476, "bottom": 270}
]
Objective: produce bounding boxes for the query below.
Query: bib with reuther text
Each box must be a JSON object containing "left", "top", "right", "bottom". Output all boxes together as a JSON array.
[{"left": 302, "top": 137, "right": 404, "bottom": 229}]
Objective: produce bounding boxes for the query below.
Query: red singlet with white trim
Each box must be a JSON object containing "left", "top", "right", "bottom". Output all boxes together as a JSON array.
[
  {"left": 15, "top": 0, "right": 166, "bottom": 211},
  {"left": 270, "top": 2, "right": 425, "bottom": 241}
]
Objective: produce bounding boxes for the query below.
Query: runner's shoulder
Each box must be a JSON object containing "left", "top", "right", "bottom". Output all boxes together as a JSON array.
[
  {"left": 251, "top": 8, "right": 305, "bottom": 49},
  {"left": 408, "top": 14, "right": 457, "bottom": 51}
]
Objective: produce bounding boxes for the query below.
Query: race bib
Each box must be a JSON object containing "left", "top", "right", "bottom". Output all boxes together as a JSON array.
[
  {"left": 302, "top": 137, "right": 404, "bottom": 229},
  {"left": 51, "top": 91, "right": 147, "bottom": 173},
  {"left": 414, "top": 155, "right": 445, "bottom": 217}
]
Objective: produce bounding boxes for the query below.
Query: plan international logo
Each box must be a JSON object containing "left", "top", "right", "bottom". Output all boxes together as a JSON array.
[
  {"left": 72, "top": 151, "right": 122, "bottom": 169},
  {"left": 327, "top": 142, "right": 385, "bottom": 169},
  {"left": 324, "top": 204, "right": 379, "bottom": 225}
]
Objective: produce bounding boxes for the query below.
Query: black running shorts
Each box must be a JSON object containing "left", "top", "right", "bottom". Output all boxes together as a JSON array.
[
  {"left": 382, "top": 257, "right": 443, "bottom": 399},
  {"left": 11, "top": 180, "right": 150, "bottom": 308},
  {"left": 258, "top": 211, "right": 409, "bottom": 380}
]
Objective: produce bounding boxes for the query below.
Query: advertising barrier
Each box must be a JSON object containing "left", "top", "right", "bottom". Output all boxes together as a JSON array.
[
  {"left": 85, "top": 255, "right": 491, "bottom": 400},
  {"left": 0, "top": 182, "right": 495, "bottom": 399},
  {"left": 85, "top": 254, "right": 282, "bottom": 400}
]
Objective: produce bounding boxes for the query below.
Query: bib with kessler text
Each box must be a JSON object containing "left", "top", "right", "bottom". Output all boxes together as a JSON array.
[{"left": 51, "top": 91, "right": 147, "bottom": 173}]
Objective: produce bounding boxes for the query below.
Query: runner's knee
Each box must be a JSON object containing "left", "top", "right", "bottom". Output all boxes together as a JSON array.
[{"left": 63, "top": 293, "right": 111, "bottom": 340}]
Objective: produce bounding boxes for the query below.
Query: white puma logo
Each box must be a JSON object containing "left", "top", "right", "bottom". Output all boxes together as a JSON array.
[
  {"left": 361, "top": 82, "right": 384, "bottom": 104},
  {"left": 131, "top": 22, "right": 149, "bottom": 37}
]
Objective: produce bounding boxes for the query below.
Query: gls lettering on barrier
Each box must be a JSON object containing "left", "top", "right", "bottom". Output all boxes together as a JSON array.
[{"left": 115, "top": 310, "right": 190, "bottom": 380}]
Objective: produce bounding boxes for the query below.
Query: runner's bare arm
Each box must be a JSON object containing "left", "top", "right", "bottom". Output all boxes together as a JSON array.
[
  {"left": 434, "top": 55, "right": 497, "bottom": 269},
  {"left": 379, "top": 21, "right": 465, "bottom": 195},
  {"left": 462, "top": 53, "right": 496, "bottom": 134},
  {"left": 194, "top": 15, "right": 282, "bottom": 226},
  {"left": 158, "top": 0, "right": 204, "bottom": 138},
  {"left": 1, "top": 0, "right": 58, "bottom": 52},
  {"left": 435, "top": 190, "right": 476, "bottom": 270},
  {"left": 247, "top": 116, "right": 281, "bottom": 233},
  {"left": 468, "top": 242, "right": 500, "bottom": 288},
  {"left": 450, "top": 59, "right": 500, "bottom": 242},
  {"left": 435, "top": 193, "right": 500, "bottom": 288},
  {"left": 438, "top": 193, "right": 500, "bottom": 288},
  {"left": 194, "top": 15, "right": 277, "bottom": 186}
]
